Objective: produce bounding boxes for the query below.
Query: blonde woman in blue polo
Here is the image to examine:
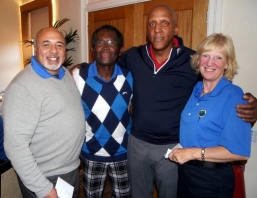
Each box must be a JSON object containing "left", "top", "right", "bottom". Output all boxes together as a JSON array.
[{"left": 169, "top": 33, "right": 251, "bottom": 198}]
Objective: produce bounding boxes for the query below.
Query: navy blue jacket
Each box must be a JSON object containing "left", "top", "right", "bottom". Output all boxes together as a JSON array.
[{"left": 118, "top": 41, "right": 198, "bottom": 144}]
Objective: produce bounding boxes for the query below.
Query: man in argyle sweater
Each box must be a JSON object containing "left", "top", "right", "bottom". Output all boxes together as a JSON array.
[{"left": 78, "top": 25, "right": 133, "bottom": 197}]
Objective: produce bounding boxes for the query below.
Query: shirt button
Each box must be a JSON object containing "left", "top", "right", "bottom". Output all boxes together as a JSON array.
[
  {"left": 188, "top": 113, "right": 191, "bottom": 116},
  {"left": 196, "top": 103, "right": 199, "bottom": 105}
]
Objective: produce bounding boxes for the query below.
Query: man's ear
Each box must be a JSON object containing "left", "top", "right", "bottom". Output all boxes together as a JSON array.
[
  {"left": 91, "top": 47, "right": 94, "bottom": 51},
  {"left": 33, "top": 47, "right": 37, "bottom": 55},
  {"left": 119, "top": 47, "right": 124, "bottom": 56},
  {"left": 174, "top": 24, "right": 179, "bottom": 36}
]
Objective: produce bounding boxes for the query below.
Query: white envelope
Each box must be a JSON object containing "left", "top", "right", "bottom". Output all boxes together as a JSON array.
[
  {"left": 55, "top": 177, "right": 74, "bottom": 198},
  {"left": 164, "top": 143, "right": 183, "bottom": 158}
]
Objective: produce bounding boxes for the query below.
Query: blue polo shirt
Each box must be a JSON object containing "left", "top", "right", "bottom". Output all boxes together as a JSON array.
[
  {"left": 180, "top": 77, "right": 251, "bottom": 157},
  {"left": 31, "top": 56, "right": 65, "bottom": 79},
  {"left": 88, "top": 61, "right": 123, "bottom": 82}
]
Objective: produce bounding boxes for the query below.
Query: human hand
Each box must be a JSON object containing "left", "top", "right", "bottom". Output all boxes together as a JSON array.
[
  {"left": 168, "top": 148, "right": 199, "bottom": 164},
  {"left": 44, "top": 188, "right": 58, "bottom": 198},
  {"left": 236, "top": 92, "right": 257, "bottom": 126}
]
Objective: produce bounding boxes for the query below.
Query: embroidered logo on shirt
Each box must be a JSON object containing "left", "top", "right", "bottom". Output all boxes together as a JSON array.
[
  {"left": 177, "top": 47, "right": 181, "bottom": 55},
  {"left": 198, "top": 109, "right": 207, "bottom": 122}
]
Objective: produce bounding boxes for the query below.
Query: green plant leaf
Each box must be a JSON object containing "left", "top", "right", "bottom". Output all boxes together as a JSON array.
[
  {"left": 63, "top": 29, "right": 79, "bottom": 46},
  {"left": 66, "top": 47, "right": 76, "bottom": 52},
  {"left": 53, "top": 18, "right": 70, "bottom": 29},
  {"left": 63, "top": 56, "right": 73, "bottom": 67},
  {"left": 23, "top": 40, "right": 34, "bottom": 47}
]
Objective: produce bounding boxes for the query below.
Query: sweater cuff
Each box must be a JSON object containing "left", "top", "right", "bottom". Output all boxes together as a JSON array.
[{"left": 36, "top": 181, "right": 53, "bottom": 198}]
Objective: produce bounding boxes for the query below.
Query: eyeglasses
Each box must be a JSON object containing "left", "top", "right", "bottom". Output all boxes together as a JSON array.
[{"left": 95, "top": 40, "right": 118, "bottom": 47}]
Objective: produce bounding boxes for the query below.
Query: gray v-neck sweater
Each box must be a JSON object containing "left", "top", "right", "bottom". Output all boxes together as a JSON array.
[{"left": 3, "top": 65, "right": 85, "bottom": 197}]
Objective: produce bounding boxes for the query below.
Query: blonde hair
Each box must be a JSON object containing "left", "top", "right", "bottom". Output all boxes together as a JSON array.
[{"left": 191, "top": 33, "right": 238, "bottom": 81}]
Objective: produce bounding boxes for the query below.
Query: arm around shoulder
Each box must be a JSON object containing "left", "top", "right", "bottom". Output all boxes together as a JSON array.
[{"left": 236, "top": 92, "right": 257, "bottom": 126}]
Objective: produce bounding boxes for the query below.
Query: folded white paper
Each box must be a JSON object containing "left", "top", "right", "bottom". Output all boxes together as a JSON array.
[
  {"left": 164, "top": 143, "right": 183, "bottom": 158},
  {"left": 55, "top": 177, "right": 74, "bottom": 198}
]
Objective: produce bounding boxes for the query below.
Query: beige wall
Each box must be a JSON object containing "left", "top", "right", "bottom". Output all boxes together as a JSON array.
[
  {"left": 222, "top": 0, "right": 257, "bottom": 99},
  {"left": 0, "top": 0, "right": 23, "bottom": 91},
  {"left": 31, "top": 6, "right": 49, "bottom": 39},
  {"left": 221, "top": 0, "right": 257, "bottom": 197}
]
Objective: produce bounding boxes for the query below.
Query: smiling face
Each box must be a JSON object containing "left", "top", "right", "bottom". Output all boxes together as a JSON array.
[
  {"left": 92, "top": 29, "right": 123, "bottom": 67},
  {"left": 199, "top": 47, "right": 228, "bottom": 84},
  {"left": 147, "top": 5, "right": 178, "bottom": 53},
  {"left": 34, "top": 27, "right": 66, "bottom": 75}
]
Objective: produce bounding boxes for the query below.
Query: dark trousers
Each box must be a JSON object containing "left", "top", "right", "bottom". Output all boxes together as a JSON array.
[
  {"left": 18, "top": 168, "right": 80, "bottom": 198},
  {"left": 177, "top": 163, "right": 235, "bottom": 198}
]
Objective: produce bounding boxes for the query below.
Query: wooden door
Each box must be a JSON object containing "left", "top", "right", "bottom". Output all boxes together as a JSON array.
[{"left": 88, "top": 0, "right": 208, "bottom": 62}]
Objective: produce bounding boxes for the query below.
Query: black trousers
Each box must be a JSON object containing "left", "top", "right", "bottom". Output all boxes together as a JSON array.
[
  {"left": 177, "top": 162, "right": 235, "bottom": 198},
  {"left": 18, "top": 168, "right": 80, "bottom": 198}
]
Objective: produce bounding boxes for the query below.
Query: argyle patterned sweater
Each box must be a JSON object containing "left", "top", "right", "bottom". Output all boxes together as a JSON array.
[{"left": 80, "top": 62, "right": 133, "bottom": 162}]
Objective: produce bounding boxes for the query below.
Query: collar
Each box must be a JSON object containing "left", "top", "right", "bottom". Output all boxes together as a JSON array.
[
  {"left": 149, "top": 44, "right": 168, "bottom": 70},
  {"left": 88, "top": 61, "right": 122, "bottom": 82},
  {"left": 31, "top": 56, "right": 65, "bottom": 79},
  {"left": 147, "top": 37, "right": 181, "bottom": 71},
  {"left": 173, "top": 36, "right": 181, "bottom": 48},
  {"left": 148, "top": 37, "right": 180, "bottom": 62},
  {"left": 195, "top": 77, "right": 231, "bottom": 100}
]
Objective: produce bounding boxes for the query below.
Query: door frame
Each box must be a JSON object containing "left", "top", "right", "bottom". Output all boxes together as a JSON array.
[{"left": 80, "top": 0, "right": 223, "bottom": 62}]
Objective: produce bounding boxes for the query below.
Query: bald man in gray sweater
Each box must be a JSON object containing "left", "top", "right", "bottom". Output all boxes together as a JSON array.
[{"left": 3, "top": 27, "right": 85, "bottom": 198}]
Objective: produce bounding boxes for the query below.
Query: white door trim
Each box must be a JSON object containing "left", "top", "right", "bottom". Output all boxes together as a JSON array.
[
  {"left": 85, "top": 0, "right": 151, "bottom": 12},
  {"left": 207, "top": 0, "right": 223, "bottom": 35}
]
